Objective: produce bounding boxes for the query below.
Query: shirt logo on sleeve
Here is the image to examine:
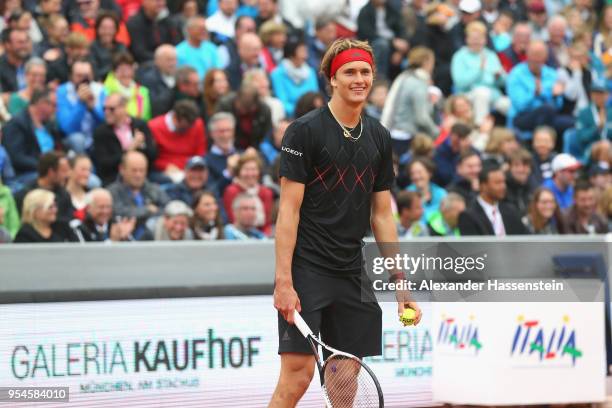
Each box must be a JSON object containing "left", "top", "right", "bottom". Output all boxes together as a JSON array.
[{"left": 282, "top": 146, "right": 303, "bottom": 157}]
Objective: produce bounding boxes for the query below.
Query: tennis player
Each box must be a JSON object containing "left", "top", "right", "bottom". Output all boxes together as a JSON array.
[{"left": 269, "top": 39, "right": 421, "bottom": 407}]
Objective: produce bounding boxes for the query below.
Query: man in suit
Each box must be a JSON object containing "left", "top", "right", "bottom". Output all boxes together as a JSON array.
[{"left": 458, "top": 161, "right": 528, "bottom": 236}]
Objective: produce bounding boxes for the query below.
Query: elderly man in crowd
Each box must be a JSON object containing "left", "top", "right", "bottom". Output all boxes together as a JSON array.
[
  {"left": 142, "top": 200, "right": 194, "bottom": 241},
  {"left": 223, "top": 193, "right": 266, "bottom": 240},
  {"left": 107, "top": 151, "right": 169, "bottom": 239},
  {"left": 73, "top": 188, "right": 136, "bottom": 242}
]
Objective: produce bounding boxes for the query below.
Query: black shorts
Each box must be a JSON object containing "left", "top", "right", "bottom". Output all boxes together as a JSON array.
[{"left": 277, "top": 265, "right": 382, "bottom": 358}]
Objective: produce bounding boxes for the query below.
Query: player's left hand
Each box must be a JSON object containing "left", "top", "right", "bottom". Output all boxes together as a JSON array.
[{"left": 396, "top": 289, "right": 422, "bottom": 326}]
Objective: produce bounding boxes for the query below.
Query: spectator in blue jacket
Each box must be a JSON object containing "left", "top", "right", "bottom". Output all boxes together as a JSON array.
[
  {"left": 506, "top": 40, "right": 573, "bottom": 136},
  {"left": 206, "top": 111, "right": 240, "bottom": 196},
  {"left": 56, "top": 59, "right": 105, "bottom": 153},
  {"left": 542, "top": 153, "right": 580, "bottom": 210},
  {"left": 270, "top": 39, "right": 318, "bottom": 118},
  {"left": 176, "top": 16, "right": 220, "bottom": 80},
  {"left": 574, "top": 81, "right": 612, "bottom": 162}
]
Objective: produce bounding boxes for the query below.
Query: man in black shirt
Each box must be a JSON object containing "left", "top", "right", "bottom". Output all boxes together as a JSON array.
[{"left": 269, "top": 39, "right": 421, "bottom": 407}]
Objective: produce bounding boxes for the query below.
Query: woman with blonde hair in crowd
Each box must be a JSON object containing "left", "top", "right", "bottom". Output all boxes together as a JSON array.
[
  {"left": 598, "top": 185, "right": 612, "bottom": 230},
  {"left": 522, "top": 187, "right": 566, "bottom": 234},
  {"left": 223, "top": 153, "right": 274, "bottom": 236},
  {"left": 191, "top": 190, "right": 225, "bottom": 240},
  {"left": 14, "top": 189, "right": 77, "bottom": 243},
  {"left": 483, "top": 127, "right": 520, "bottom": 169},
  {"left": 259, "top": 21, "right": 287, "bottom": 73},
  {"left": 451, "top": 21, "right": 509, "bottom": 125},
  {"left": 202, "top": 68, "right": 230, "bottom": 121}
]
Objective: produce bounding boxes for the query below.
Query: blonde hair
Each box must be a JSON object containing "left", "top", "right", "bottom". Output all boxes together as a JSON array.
[
  {"left": 258, "top": 20, "right": 286, "bottom": 45},
  {"left": 320, "top": 38, "right": 375, "bottom": 80},
  {"left": 485, "top": 127, "right": 516, "bottom": 154},
  {"left": 22, "top": 189, "right": 55, "bottom": 224},
  {"left": 407, "top": 46, "right": 434, "bottom": 69},
  {"left": 466, "top": 21, "right": 487, "bottom": 36}
]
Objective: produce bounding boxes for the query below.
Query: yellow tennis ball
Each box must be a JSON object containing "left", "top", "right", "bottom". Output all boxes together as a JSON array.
[{"left": 400, "top": 308, "right": 417, "bottom": 326}]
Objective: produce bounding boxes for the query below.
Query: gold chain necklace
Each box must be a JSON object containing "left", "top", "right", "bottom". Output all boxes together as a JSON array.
[{"left": 328, "top": 103, "right": 363, "bottom": 142}]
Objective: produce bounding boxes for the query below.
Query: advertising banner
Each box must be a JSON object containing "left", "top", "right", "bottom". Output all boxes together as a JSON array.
[{"left": 0, "top": 296, "right": 435, "bottom": 407}]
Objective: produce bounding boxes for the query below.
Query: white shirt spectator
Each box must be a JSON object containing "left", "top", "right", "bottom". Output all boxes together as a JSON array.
[{"left": 206, "top": 11, "right": 237, "bottom": 39}]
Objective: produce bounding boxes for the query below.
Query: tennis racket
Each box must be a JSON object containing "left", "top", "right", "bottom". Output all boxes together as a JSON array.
[{"left": 293, "top": 310, "right": 384, "bottom": 408}]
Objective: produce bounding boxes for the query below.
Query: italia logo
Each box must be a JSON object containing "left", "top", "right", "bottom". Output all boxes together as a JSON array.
[
  {"left": 510, "top": 315, "right": 582, "bottom": 366},
  {"left": 437, "top": 314, "right": 482, "bottom": 355}
]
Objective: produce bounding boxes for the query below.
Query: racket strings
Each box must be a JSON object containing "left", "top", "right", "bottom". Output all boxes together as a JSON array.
[{"left": 322, "top": 355, "right": 381, "bottom": 407}]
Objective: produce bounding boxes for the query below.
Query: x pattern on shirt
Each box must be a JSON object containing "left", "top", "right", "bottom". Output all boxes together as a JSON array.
[{"left": 307, "top": 146, "right": 379, "bottom": 209}]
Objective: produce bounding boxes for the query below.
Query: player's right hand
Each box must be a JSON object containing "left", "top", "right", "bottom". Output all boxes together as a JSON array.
[{"left": 274, "top": 281, "right": 301, "bottom": 325}]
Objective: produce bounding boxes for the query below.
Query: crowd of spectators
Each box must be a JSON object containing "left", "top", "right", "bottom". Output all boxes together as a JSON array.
[{"left": 0, "top": 0, "right": 609, "bottom": 244}]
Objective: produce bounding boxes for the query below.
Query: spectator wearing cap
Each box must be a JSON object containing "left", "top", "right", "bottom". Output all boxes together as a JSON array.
[
  {"left": 522, "top": 187, "right": 566, "bottom": 234},
  {"left": 206, "top": 112, "right": 241, "bottom": 195},
  {"left": 381, "top": 47, "right": 438, "bottom": 154},
  {"left": 217, "top": 83, "right": 272, "bottom": 149},
  {"left": 56, "top": 59, "right": 106, "bottom": 153},
  {"left": 458, "top": 161, "right": 528, "bottom": 235},
  {"left": 14, "top": 151, "right": 72, "bottom": 222},
  {"left": 164, "top": 156, "right": 217, "bottom": 205},
  {"left": 506, "top": 41, "right": 574, "bottom": 137},
  {"left": 259, "top": 21, "right": 287, "bottom": 74},
  {"left": 564, "top": 181, "right": 608, "bottom": 234},
  {"left": 270, "top": 39, "right": 318, "bottom": 118},
  {"left": 176, "top": 16, "right": 221, "bottom": 80},
  {"left": 542, "top": 153, "right": 581, "bottom": 210},
  {"left": 0, "top": 29, "right": 32, "bottom": 99},
  {"left": 396, "top": 191, "right": 429, "bottom": 238},
  {"left": 90, "top": 11, "right": 129, "bottom": 81},
  {"left": 207, "top": 0, "right": 239, "bottom": 42},
  {"left": 450, "top": 0, "right": 486, "bottom": 49},
  {"left": 223, "top": 193, "right": 266, "bottom": 240},
  {"left": 574, "top": 80, "right": 612, "bottom": 162},
  {"left": 92, "top": 93, "right": 157, "bottom": 185},
  {"left": 447, "top": 150, "right": 482, "bottom": 203},
  {"left": 225, "top": 32, "right": 264, "bottom": 91},
  {"left": 504, "top": 148, "right": 537, "bottom": 216},
  {"left": 451, "top": 21, "right": 509, "bottom": 125},
  {"left": 107, "top": 151, "right": 169, "bottom": 239},
  {"left": 530, "top": 126, "right": 557, "bottom": 184},
  {"left": 426, "top": 192, "right": 466, "bottom": 236},
  {"left": 307, "top": 17, "right": 337, "bottom": 91},
  {"left": 223, "top": 153, "right": 274, "bottom": 235},
  {"left": 127, "top": 0, "right": 180, "bottom": 64},
  {"left": 103, "top": 52, "right": 151, "bottom": 121},
  {"left": 2, "top": 88, "right": 61, "bottom": 185},
  {"left": 499, "top": 22, "right": 531, "bottom": 73},
  {"left": 136, "top": 45, "right": 177, "bottom": 118},
  {"left": 142, "top": 200, "right": 195, "bottom": 241},
  {"left": 357, "top": 0, "right": 409, "bottom": 80},
  {"left": 526, "top": 0, "right": 547, "bottom": 41},
  {"left": 72, "top": 188, "right": 136, "bottom": 242},
  {"left": 149, "top": 100, "right": 206, "bottom": 183},
  {"left": 433, "top": 123, "right": 474, "bottom": 187}
]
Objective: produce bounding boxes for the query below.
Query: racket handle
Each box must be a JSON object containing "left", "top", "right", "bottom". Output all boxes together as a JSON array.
[{"left": 293, "top": 310, "right": 313, "bottom": 337}]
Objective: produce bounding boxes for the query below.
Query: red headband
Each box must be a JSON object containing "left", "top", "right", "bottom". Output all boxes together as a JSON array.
[{"left": 329, "top": 48, "right": 374, "bottom": 79}]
